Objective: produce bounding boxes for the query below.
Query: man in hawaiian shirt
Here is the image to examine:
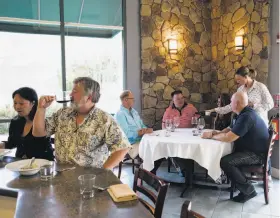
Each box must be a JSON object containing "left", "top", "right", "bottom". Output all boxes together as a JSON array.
[{"left": 33, "top": 77, "right": 131, "bottom": 169}]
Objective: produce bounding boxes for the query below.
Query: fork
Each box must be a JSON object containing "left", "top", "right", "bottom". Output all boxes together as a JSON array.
[{"left": 56, "top": 166, "right": 76, "bottom": 172}]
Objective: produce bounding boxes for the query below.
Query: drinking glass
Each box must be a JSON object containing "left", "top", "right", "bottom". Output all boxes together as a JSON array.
[
  {"left": 40, "top": 161, "right": 54, "bottom": 181},
  {"left": 191, "top": 116, "right": 198, "bottom": 133},
  {"left": 197, "top": 118, "right": 205, "bottom": 134},
  {"left": 173, "top": 116, "right": 180, "bottom": 131},
  {"left": 55, "top": 91, "right": 71, "bottom": 104},
  {"left": 78, "top": 174, "right": 96, "bottom": 199},
  {"left": 165, "top": 119, "right": 172, "bottom": 137}
]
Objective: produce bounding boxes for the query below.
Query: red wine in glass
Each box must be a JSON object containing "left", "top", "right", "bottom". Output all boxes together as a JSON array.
[{"left": 56, "top": 91, "right": 71, "bottom": 104}]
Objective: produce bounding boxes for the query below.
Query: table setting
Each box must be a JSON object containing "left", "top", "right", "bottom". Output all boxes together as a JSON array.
[
  {"left": 139, "top": 116, "right": 233, "bottom": 182},
  {"left": 0, "top": 154, "right": 152, "bottom": 218}
]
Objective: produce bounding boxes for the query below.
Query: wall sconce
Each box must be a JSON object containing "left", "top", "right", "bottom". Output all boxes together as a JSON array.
[
  {"left": 168, "top": 39, "right": 178, "bottom": 54},
  {"left": 235, "top": 35, "right": 244, "bottom": 51}
]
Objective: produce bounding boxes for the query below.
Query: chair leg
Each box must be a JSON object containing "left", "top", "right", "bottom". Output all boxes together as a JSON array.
[
  {"left": 168, "top": 158, "right": 171, "bottom": 173},
  {"left": 264, "top": 171, "right": 269, "bottom": 204},
  {"left": 118, "top": 161, "right": 122, "bottom": 179},
  {"left": 132, "top": 159, "right": 135, "bottom": 174}
]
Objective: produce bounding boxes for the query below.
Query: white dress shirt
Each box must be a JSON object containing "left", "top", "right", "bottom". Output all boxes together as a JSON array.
[{"left": 215, "top": 80, "right": 274, "bottom": 126}]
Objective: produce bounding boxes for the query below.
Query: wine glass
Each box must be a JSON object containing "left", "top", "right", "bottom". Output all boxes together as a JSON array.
[
  {"left": 55, "top": 91, "right": 71, "bottom": 104},
  {"left": 197, "top": 118, "right": 205, "bottom": 134},
  {"left": 173, "top": 116, "right": 180, "bottom": 130},
  {"left": 191, "top": 116, "right": 198, "bottom": 133},
  {"left": 165, "top": 119, "right": 172, "bottom": 137}
]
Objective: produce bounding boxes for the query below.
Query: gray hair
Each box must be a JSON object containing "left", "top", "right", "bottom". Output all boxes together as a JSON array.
[
  {"left": 73, "top": 77, "right": 101, "bottom": 103},
  {"left": 120, "top": 90, "right": 131, "bottom": 101}
]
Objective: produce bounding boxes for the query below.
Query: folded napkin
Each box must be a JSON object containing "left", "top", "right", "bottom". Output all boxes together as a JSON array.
[{"left": 108, "top": 184, "right": 138, "bottom": 202}]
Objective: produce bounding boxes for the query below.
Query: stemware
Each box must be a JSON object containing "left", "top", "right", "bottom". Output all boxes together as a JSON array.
[
  {"left": 191, "top": 116, "right": 198, "bottom": 133},
  {"left": 197, "top": 118, "right": 205, "bottom": 133},
  {"left": 55, "top": 91, "right": 71, "bottom": 103},
  {"left": 173, "top": 116, "right": 180, "bottom": 131}
]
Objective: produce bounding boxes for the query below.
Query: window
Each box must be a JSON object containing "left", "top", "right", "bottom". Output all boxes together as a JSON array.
[
  {"left": 0, "top": 0, "right": 125, "bottom": 137},
  {"left": 65, "top": 32, "right": 123, "bottom": 113},
  {"left": 0, "top": 32, "right": 62, "bottom": 134}
]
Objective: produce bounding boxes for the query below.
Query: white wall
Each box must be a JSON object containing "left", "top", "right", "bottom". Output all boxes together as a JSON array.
[{"left": 125, "top": 0, "right": 141, "bottom": 112}]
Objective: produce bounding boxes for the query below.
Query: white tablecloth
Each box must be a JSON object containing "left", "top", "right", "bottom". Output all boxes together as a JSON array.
[{"left": 139, "top": 129, "right": 233, "bottom": 181}]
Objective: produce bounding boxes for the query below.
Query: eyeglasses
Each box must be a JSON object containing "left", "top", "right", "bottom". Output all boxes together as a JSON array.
[{"left": 126, "top": 98, "right": 134, "bottom": 100}]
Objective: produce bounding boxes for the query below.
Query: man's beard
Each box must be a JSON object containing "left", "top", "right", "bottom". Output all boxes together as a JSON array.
[{"left": 70, "top": 102, "right": 79, "bottom": 111}]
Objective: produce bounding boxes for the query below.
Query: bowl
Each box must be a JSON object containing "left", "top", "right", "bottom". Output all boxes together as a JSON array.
[{"left": 5, "top": 159, "right": 50, "bottom": 176}]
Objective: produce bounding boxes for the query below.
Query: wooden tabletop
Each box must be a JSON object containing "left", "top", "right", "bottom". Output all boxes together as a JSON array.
[{"left": 0, "top": 156, "right": 153, "bottom": 218}]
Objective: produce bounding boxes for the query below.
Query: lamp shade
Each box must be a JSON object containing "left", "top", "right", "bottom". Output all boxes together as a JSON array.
[
  {"left": 235, "top": 36, "right": 243, "bottom": 50},
  {"left": 168, "top": 39, "right": 178, "bottom": 54}
]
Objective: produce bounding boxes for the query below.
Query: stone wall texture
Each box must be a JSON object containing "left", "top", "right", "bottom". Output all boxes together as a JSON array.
[{"left": 140, "top": 0, "right": 270, "bottom": 129}]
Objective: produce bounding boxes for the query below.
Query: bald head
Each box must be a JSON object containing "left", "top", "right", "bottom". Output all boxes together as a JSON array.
[{"left": 231, "top": 91, "right": 248, "bottom": 113}]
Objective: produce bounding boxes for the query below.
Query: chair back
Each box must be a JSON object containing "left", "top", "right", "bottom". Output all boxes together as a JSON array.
[
  {"left": 180, "top": 200, "right": 205, "bottom": 218},
  {"left": 264, "top": 125, "right": 277, "bottom": 171},
  {"left": 133, "top": 168, "right": 169, "bottom": 218}
]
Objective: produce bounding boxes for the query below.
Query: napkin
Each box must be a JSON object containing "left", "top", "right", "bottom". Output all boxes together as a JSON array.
[{"left": 107, "top": 184, "right": 138, "bottom": 202}]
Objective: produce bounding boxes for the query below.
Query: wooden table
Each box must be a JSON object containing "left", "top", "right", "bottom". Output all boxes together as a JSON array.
[{"left": 0, "top": 156, "right": 153, "bottom": 218}]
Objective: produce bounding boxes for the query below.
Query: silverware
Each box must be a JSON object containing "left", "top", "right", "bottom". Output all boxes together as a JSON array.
[
  {"left": 56, "top": 166, "right": 76, "bottom": 172},
  {"left": 21, "top": 157, "right": 35, "bottom": 170},
  {"left": 92, "top": 185, "right": 109, "bottom": 191}
]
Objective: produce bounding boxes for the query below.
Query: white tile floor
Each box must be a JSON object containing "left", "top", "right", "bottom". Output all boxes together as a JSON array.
[{"left": 115, "top": 164, "right": 280, "bottom": 218}]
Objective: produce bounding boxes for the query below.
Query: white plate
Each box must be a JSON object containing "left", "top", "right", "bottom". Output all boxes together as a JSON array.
[{"left": 5, "top": 159, "right": 50, "bottom": 176}]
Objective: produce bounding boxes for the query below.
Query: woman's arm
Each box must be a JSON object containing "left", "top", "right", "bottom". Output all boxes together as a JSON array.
[{"left": 214, "top": 104, "right": 233, "bottom": 115}]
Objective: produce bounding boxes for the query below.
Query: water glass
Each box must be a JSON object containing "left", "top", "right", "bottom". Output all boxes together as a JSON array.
[
  {"left": 165, "top": 119, "right": 172, "bottom": 136},
  {"left": 78, "top": 174, "right": 96, "bottom": 199},
  {"left": 40, "top": 161, "right": 54, "bottom": 181}
]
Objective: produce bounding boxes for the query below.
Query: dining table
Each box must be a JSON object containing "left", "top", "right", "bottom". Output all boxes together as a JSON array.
[
  {"left": 0, "top": 156, "right": 153, "bottom": 218},
  {"left": 139, "top": 128, "right": 233, "bottom": 195}
]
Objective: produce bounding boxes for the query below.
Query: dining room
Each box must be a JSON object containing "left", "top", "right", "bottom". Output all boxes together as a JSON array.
[{"left": 0, "top": 0, "right": 279, "bottom": 218}]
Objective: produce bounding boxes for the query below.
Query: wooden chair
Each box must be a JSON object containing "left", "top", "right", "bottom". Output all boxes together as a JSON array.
[
  {"left": 230, "top": 126, "right": 276, "bottom": 204},
  {"left": 180, "top": 200, "right": 205, "bottom": 218},
  {"left": 133, "top": 168, "right": 169, "bottom": 218},
  {"left": 118, "top": 154, "right": 142, "bottom": 178}
]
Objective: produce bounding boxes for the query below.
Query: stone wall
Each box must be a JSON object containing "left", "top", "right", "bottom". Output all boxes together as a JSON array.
[
  {"left": 211, "top": 0, "right": 270, "bottom": 95},
  {"left": 140, "top": 0, "right": 270, "bottom": 129}
]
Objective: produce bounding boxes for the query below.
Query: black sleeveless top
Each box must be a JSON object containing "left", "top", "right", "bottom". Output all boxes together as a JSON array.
[{"left": 5, "top": 116, "right": 54, "bottom": 160}]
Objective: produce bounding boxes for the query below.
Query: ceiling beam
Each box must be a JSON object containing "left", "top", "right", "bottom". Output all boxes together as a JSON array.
[{"left": 0, "top": 17, "right": 124, "bottom": 30}]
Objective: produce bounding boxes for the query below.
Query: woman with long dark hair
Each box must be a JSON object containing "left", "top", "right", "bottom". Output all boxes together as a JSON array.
[{"left": 0, "top": 87, "right": 54, "bottom": 160}]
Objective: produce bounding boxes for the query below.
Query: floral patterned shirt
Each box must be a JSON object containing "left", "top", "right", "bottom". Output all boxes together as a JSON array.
[{"left": 45, "top": 107, "right": 131, "bottom": 167}]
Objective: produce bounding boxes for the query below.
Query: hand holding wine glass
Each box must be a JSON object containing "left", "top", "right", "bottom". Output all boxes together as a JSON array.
[{"left": 38, "top": 96, "right": 56, "bottom": 109}]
